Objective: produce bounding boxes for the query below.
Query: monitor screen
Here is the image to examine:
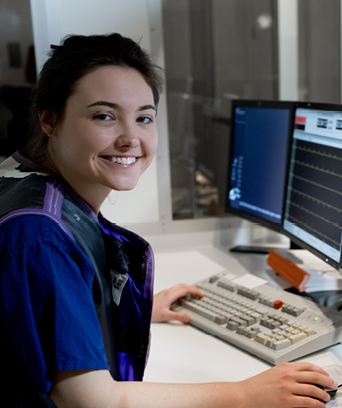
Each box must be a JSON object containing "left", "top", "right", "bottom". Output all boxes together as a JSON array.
[
  {"left": 226, "top": 100, "right": 294, "bottom": 232},
  {"left": 282, "top": 102, "right": 342, "bottom": 269}
]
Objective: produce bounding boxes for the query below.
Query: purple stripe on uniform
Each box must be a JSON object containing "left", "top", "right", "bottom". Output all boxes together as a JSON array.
[
  {"left": 44, "top": 180, "right": 56, "bottom": 213},
  {"left": 44, "top": 180, "right": 64, "bottom": 219},
  {"left": 44, "top": 181, "right": 64, "bottom": 221},
  {"left": 53, "top": 184, "right": 65, "bottom": 218}
]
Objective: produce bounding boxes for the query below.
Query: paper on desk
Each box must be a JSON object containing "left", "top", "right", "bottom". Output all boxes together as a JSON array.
[
  {"left": 276, "top": 249, "right": 342, "bottom": 293},
  {"left": 232, "top": 273, "right": 268, "bottom": 289},
  {"left": 305, "top": 269, "right": 342, "bottom": 293},
  {"left": 299, "top": 350, "right": 342, "bottom": 368},
  {"left": 294, "top": 250, "right": 342, "bottom": 293}
]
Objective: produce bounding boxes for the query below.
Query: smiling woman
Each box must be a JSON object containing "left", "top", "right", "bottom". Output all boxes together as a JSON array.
[
  {"left": 0, "top": 33, "right": 337, "bottom": 408},
  {"left": 39, "top": 66, "right": 159, "bottom": 212}
]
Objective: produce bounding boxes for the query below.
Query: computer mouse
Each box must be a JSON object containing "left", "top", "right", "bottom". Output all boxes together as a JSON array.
[{"left": 314, "top": 384, "right": 337, "bottom": 398}]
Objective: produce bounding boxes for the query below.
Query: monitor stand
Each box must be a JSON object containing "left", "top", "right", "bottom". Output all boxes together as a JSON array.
[
  {"left": 229, "top": 245, "right": 275, "bottom": 255},
  {"left": 229, "top": 241, "right": 302, "bottom": 255}
]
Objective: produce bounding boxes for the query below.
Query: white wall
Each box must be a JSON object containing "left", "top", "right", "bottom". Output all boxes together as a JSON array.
[
  {"left": 29, "top": 0, "right": 171, "bottom": 226},
  {"left": 277, "top": 0, "right": 299, "bottom": 100}
]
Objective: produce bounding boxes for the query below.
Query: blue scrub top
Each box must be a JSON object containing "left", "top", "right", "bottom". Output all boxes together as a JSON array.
[{"left": 0, "top": 214, "right": 109, "bottom": 396}]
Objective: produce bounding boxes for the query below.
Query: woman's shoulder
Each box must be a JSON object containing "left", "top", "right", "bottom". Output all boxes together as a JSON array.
[
  {"left": 0, "top": 214, "right": 95, "bottom": 284},
  {"left": 0, "top": 213, "right": 85, "bottom": 258}
]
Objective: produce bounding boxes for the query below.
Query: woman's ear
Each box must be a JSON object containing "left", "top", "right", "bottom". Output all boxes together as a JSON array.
[{"left": 38, "top": 111, "right": 58, "bottom": 137}]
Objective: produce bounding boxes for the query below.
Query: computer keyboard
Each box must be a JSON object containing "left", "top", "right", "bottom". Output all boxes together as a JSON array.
[{"left": 171, "top": 271, "right": 342, "bottom": 364}]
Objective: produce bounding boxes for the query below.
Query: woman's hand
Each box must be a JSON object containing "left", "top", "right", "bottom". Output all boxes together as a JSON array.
[
  {"left": 152, "top": 283, "right": 204, "bottom": 323},
  {"left": 238, "top": 362, "right": 338, "bottom": 408}
]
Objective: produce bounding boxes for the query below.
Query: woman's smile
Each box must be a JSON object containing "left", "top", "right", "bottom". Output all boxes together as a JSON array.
[{"left": 100, "top": 155, "right": 138, "bottom": 165}]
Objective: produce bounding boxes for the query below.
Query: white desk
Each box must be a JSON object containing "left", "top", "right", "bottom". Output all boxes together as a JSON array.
[{"left": 143, "top": 244, "right": 342, "bottom": 383}]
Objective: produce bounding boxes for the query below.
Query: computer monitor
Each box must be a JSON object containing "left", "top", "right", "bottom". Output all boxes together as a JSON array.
[
  {"left": 282, "top": 102, "right": 342, "bottom": 270},
  {"left": 226, "top": 100, "right": 294, "bottom": 252}
]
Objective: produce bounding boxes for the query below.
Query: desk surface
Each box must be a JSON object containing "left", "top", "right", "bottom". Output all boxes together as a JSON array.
[{"left": 143, "top": 244, "right": 342, "bottom": 383}]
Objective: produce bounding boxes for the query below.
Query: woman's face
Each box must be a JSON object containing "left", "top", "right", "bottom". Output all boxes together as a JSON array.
[{"left": 43, "top": 66, "right": 158, "bottom": 212}]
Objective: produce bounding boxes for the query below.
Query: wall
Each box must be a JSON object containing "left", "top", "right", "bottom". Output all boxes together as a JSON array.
[{"left": 277, "top": 0, "right": 298, "bottom": 100}]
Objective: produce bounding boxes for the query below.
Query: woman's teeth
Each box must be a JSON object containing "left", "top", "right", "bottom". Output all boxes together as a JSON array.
[{"left": 111, "top": 157, "right": 136, "bottom": 165}]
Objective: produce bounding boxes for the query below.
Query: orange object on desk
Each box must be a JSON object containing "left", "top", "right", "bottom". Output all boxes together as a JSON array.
[{"left": 267, "top": 249, "right": 311, "bottom": 292}]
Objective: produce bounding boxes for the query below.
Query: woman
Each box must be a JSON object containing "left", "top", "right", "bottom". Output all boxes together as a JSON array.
[{"left": 0, "top": 33, "right": 337, "bottom": 408}]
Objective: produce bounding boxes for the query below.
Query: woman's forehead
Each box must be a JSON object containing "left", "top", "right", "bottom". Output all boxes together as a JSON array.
[{"left": 70, "top": 66, "right": 155, "bottom": 108}]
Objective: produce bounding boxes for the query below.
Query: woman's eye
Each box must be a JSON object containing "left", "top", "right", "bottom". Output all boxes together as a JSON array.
[
  {"left": 94, "top": 113, "right": 112, "bottom": 121},
  {"left": 137, "top": 116, "right": 153, "bottom": 124}
]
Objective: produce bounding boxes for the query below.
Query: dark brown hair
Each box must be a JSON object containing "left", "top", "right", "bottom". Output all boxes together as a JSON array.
[{"left": 23, "top": 33, "right": 163, "bottom": 163}]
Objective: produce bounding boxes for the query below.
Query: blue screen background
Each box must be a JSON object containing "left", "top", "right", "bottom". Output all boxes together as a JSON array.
[{"left": 229, "top": 106, "right": 290, "bottom": 224}]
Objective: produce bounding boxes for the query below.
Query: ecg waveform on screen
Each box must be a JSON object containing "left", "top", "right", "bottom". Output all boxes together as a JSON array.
[
  {"left": 288, "top": 213, "right": 341, "bottom": 247},
  {"left": 292, "top": 174, "right": 342, "bottom": 196},
  {"left": 294, "top": 160, "right": 342, "bottom": 179},
  {"left": 289, "top": 188, "right": 342, "bottom": 214},
  {"left": 296, "top": 144, "right": 342, "bottom": 162},
  {"left": 286, "top": 139, "right": 342, "bottom": 251}
]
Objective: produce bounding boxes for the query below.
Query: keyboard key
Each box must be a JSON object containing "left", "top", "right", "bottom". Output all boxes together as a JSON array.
[
  {"left": 274, "top": 300, "right": 284, "bottom": 309},
  {"left": 270, "top": 321, "right": 281, "bottom": 330},
  {"left": 265, "top": 338, "right": 276, "bottom": 348},
  {"left": 249, "top": 291, "right": 260, "bottom": 300},
  {"left": 255, "top": 307, "right": 267, "bottom": 315},
  {"left": 239, "top": 314, "right": 256, "bottom": 326},
  {"left": 289, "top": 332, "right": 307, "bottom": 344},
  {"left": 227, "top": 320, "right": 239, "bottom": 331},
  {"left": 273, "top": 334, "right": 285, "bottom": 341},
  {"left": 229, "top": 316, "right": 247, "bottom": 327},
  {"left": 255, "top": 333, "right": 271, "bottom": 346},
  {"left": 282, "top": 305, "right": 305, "bottom": 317},
  {"left": 250, "top": 312, "right": 263, "bottom": 322},
  {"left": 237, "top": 327, "right": 247, "bottom": 335},
  {"left": 259, "top": 296, "right": 273, "bottom": 307},
  {"left": 244, "top": 327, "right": 260, "bottom": 339},
  {"left": 265, "top": 319, "right": 276, "bottom": 329},
  {"left": 292, "top": 307, "right": 305, "bottom": 317},
  {"left": 272, "top": 339, "right": 291, "bottom": 350},
  {"left": 278, "top": 317, "right": 289, "bottom": 325},
  {"left": 304, "top": 327, "right": 316, "bottom": 336}
]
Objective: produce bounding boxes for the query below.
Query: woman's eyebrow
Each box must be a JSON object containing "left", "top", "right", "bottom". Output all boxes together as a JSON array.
[
  {"left": 87, "top": 102, "right": 156, "bottom": 112},
  {"left": 138, "top": 104, "right": 156, "bottom": 112},
  {"left": 87, "top": 101, "right": 118, "bottom": 109}
]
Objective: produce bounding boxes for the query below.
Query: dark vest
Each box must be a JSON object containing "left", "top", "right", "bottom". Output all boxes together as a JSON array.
[{"left": 0, "top": 153, "right": 154, "bottom": 385}]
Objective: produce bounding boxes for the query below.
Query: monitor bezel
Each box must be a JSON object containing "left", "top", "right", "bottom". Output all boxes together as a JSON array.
[
  {"left": 281, "top": 101, "right": 342, "bottom": 270},
  {"left": 225, "top": 99, "right": 295, "bottom": 233}
]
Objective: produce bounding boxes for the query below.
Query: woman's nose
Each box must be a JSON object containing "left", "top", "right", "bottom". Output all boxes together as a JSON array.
[{"left": 115, "top": 122, "right": 138, "bottom": 148}]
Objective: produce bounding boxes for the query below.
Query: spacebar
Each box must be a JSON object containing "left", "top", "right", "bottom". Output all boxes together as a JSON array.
[{"left": 182, "top": 301, "right": 227, "bottom": 324}]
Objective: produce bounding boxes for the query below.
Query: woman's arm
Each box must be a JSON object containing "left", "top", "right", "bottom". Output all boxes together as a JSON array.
[{"left": 50, "top": 362, "right": 337, "bottom": 408}]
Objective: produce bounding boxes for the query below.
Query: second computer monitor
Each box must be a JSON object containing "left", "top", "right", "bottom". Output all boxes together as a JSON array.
[
  {"left": 226, "top": 100, "right": 294, "bottom": 232},
  {"left": 282, "top": 102, "right": 342, "bottom": 269}
]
